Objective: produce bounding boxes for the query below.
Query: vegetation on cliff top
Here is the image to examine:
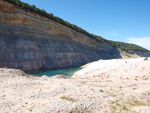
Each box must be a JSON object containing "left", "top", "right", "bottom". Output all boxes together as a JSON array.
[
  {"left": 3, "top": 0, "right": 149, "bottom": 52},
  {"left": 108, "top": 41, "right": 148, "bottom": 51}
]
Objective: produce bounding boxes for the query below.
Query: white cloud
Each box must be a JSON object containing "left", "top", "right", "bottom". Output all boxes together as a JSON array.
[
  {"left": 127, "top": 37, "right": 150, "bottom": 50},
  {"left": 112, "top": 32, "right": 119, "bottom": 36}
]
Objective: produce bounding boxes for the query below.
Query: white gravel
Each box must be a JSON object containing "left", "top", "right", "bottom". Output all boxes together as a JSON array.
[{"left": 0, "top": 57, "right": 150, "bottom": 113}]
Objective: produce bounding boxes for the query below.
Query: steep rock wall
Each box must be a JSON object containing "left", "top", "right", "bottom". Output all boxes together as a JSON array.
[
  {"left": 0, "top": 1, "right": 127, "bottom": 70},
  {"left": 125, "top": 51, "right": 150, "bottom": 57}
]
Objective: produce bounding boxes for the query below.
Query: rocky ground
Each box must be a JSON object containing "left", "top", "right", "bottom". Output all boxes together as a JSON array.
[{"left": 0, "top": 58, "right": 150, "bottom": 113}]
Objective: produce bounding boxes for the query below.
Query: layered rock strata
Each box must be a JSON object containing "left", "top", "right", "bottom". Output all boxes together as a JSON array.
[{"left": 0, "top": 1, "right": 149, "bottom": 70}]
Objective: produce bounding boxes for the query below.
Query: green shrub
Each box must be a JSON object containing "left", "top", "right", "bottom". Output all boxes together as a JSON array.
[
  {"left": 122, "top": 105, "right": 128, "bottom": 110},
  {"left": 99, "top": 89, "right": 104, "bottom": 92},
  {"left": 144, "top": 57, "right": 148, "bottom": 61}
]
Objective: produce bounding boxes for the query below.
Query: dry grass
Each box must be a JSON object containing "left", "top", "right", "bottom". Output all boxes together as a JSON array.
[
  {"left": 60, "top": 96, "right": 75, "bottom": 102},
  {"left": 109, "top": 96, "right": 150, "bottom": 113}
]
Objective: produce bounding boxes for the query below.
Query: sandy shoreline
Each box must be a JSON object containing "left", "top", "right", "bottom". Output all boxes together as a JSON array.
[{"left": 0, "top": 58, "right": 150, "bottom": 113}]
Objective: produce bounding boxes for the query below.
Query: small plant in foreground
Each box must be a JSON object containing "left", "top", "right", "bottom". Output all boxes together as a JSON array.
[
  {"left": 99, "top": 89, "right": 104, "bottom": 92},
  {"left": 133, "top": 88, "right": 137, "bottom": 90},
  {"left": 144, "top": 57, "right": 148, "bottom": 61},
  {"left": 60, "top": 96, "right": 75, "bottom": 102},
  {"left": 142, "top": 75, "right": 149, "bottom": 80},
  {"left": 122, "top": 105, "right": 128, "bottom": 110}
]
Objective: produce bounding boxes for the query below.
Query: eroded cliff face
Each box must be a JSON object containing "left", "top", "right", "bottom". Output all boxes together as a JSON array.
[{"left": 2, "top": 1, "right": 148, "bottom": 71}]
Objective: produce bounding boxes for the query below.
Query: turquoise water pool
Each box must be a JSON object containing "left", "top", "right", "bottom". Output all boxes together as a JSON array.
[{"left": 26, "top": 67, "right": 82, "bottom": 77}]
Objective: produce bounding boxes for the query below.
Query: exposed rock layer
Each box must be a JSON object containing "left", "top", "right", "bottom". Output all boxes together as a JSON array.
[{"left": 0, "top": 1, "right": 149, "bottom": 70}]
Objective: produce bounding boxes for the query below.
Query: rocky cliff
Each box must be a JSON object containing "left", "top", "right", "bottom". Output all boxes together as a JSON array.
[{"left": 0, "top": 1, "right": 149, "bottom": 71}]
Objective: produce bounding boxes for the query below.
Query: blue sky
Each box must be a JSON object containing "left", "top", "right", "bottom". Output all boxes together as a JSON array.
[{"left": 21, "top": 0, "right": 150, "bottom": 50}]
